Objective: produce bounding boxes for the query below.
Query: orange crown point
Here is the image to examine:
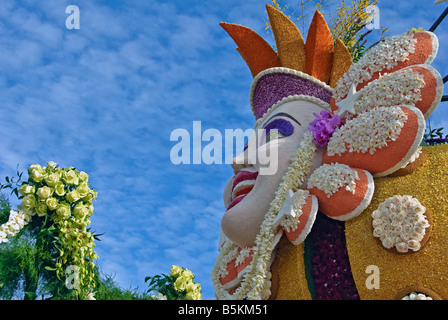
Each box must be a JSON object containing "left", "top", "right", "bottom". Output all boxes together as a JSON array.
[
  {"left": 305, "top": 10, "right": 334, "bottom": 83},
  {"left": 219, "top": 22, "right": 280, "bottom": 77}
]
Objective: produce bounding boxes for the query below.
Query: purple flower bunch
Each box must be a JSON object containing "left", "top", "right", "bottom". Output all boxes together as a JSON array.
[
  {"left": 309, "top": 213, "right": 360, "bottom": 300},
  {"left": 308, "top": 110, "right": 345, "bottom": 147}
]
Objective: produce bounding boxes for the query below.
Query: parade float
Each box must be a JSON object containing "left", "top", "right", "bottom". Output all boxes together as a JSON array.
[{"left": 211, "top": 3, "right": 448, "bottom": 300}]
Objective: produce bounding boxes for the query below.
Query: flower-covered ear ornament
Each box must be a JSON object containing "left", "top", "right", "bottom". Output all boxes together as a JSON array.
[{"left": 304, "top": 30, "right": 444, "bottom": 223}]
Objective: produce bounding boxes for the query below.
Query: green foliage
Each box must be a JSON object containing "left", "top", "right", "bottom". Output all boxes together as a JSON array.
[
  {"left": 145, "top": 273, "right": 183, "bottom": 300},
  {"left": 423, "top": 126, "right": 448, "bottom": 146},
  {"left": 0, "top": 162, "right": 100, "bottom": 300},
  {"left": 92, "top": 270, "right": 152, "bottom": 300},
  {"left": 0, "top": 195, "right": 72, "bottom": 299}
]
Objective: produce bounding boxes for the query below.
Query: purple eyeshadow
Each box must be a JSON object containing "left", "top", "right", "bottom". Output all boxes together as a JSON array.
[{"left": 264, "top": 118, "right": 295, "bottom": 136}]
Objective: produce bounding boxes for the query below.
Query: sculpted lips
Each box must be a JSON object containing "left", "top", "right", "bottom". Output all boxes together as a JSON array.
[{"left": 226, "top": 169, "right": 259, "bottom": 211}]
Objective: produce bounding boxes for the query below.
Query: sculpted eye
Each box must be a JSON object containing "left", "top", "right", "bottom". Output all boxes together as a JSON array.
[
  {"left": 261, "top": 118, "right": 295, "bottom": 145},
  {"left": 265, "top": 130, "right": 282, "bottom": 143}
]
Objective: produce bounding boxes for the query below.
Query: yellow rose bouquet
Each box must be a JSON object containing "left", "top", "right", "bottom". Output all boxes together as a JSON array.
[
  {"left": 145, "top": 265, "right": 202, "bottom": 300},
  {"left": 0, "top": 162, "right": 100, "bottom": 299}
]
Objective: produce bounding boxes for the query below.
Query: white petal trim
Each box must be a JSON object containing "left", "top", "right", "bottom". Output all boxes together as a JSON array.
[{"left": 289, "top": 195, "right": 318, "bottom": 245}]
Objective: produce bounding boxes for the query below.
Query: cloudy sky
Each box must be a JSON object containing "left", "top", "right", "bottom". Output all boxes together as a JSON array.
[{"left": 0, "top": 0, "right": 446, "bottom": 299}]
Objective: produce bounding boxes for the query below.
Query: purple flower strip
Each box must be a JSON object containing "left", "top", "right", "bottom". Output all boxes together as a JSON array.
[
  {"left": 252, "top": 73, "right": 332, "bottom": 120},
  {"left": 308, "top": 212, "right": 360, "bottom": 300}
]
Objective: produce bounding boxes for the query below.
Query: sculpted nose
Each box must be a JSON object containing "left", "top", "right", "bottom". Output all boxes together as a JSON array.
[{"left": 230, "top": 152, "right": 251, "bottom": 175}]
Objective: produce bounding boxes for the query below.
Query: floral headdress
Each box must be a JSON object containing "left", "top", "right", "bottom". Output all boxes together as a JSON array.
[{"left": 212, "top": 4, "right": 444, "bottom": 300}]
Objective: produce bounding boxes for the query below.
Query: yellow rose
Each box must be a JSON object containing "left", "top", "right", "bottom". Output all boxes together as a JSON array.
[
  {"left": 174, "top": 277, "right": 187, "bottom": 292},
  {"left": 36, "top": 186, "right": 52, "bottom": 199},
  {"left": 18, "top": 184, "right": 35, "bottom": 196},
  {"left": 170, "top": 265, "right": 183, "bottom": 278},
  {"left": 46, "top": 161, "right": 58, "bottom": 170},
  {"left": 73, "top": 203, "right": 89, "bottom": 219},
  {"left": 28, "top": 164, "right": 42, "bottom": 171},
  {"left": 76, "top": 183, "right": 90, "bottom": 198},
  {"left": 29, "top": 167, "right": 46, "bottom": 183},
  {"left": 63, "top": 170, "right": 79, "bottom": 186},
  {"left": 66, "top": 190, "right": 80, "bottom": 203},
  {"left": 45, "top": 172, "right": 60, "bottom": 187},
  {"left": 35, "top": 202, "right": 48, "bottom": 217},
  {"left": 185, "top": 291, "right": 202, "bottom": 300},
  {"left": 181, "top": 269, "right": 194, "bottom": 282},
  {"left": 186, "top": 281, "right": 200, "bottom": 293},
  {"left": 54, "top": 182, "right": 66, "bottom": 197},
  {"left": 46, "top": 197, "right": 58, "bottom": 211},
  {"left": 56, "top": 203, "right": 71, "bottom": 219},
  {"left": 79, "top": 171, "right": 89, "bottom": 183},
  {"left": 21, "top": 195, "right": 37, "bottom": 213},
  {"left": 82, "top": 193, "right": 94, "bottom": 204},
  {"left": 88, "top": 204, "right": 94, "bottom": 216}
]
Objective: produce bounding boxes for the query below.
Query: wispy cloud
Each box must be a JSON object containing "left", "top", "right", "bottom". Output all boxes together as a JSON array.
[{"left": 0, "top": 0, "right": 257, "bottom": 299}]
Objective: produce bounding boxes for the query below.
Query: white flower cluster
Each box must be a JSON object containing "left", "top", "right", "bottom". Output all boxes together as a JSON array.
[
  {"left": 334, "top": 33, "right": 417, "bottom": 102},
  {"left": 235, "top": 247, "right": 253, "bottom": 267},
  {"left": 307, "top": 163, "right": 360, "bottom": 198},
  {"left": 327, "top": 106, "right": 408, "bottom": 156},
  {"left": 211, "top": 132, "right": 317, "bottom": 300},
  {"left": 372, "top": 195, "right": 430, "bottom": 253},
  {"left": 353, "top": 69, "right": 425, "bottom": 116},
  {"left": 280, "top": 189, "right": 310, "bottom": 232},
  {"left": 0, "top": 210, "right": 33, "bottom": 243},
  {"left": 216, "top": 246, "right": 239, "bottom": 280},
  {"left": 151, "top": 292, "right": 167, "bottom": 300},
  {"left": 401, "top": 292, "right": 433, "bottom": 300}
]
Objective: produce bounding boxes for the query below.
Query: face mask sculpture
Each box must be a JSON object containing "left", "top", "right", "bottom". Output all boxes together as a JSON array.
[{"left": 211, "top": 5, "right": 447, "bottom": 300}]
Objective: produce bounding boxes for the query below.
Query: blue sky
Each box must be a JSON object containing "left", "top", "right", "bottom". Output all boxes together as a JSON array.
[{"left": 0, "top": 0, "right": 446, "bottom": 299}]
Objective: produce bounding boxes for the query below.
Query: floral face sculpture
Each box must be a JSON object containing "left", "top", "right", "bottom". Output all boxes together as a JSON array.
[{"left": 211, "top": 5, "right": 444, "bottom": 300}]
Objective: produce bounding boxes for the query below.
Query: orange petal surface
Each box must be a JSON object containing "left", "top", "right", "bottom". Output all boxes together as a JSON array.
[
  {"left": 308, "top": 168, "right": 374, "bottom": 221},
  {"left": 323, "top": 106, "right": 425, "bottom": 177},
  {"left": 220, "top": 22, "right": 280, "bottom": 77},
  {"left": 284, "top": 194, "right": 318, "bottom": 245},
  {"left": 305, "top": 11, "right": 334, "bottom": 83}
]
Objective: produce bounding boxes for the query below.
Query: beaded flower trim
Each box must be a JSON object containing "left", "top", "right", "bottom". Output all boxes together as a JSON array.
[
  {"left": 307, "top": 163, "right": 360, "bottom": 198},
  {"left": 280, "top": 189, "right": 311, "bottom": 232},
  {"left": 327, "top": 106, "right": 408, "bottom": 156},
  {"left": 333, "top": 33, "right": 418, "bottom": 101},
  {"left": 352, "top": 68, "right": 425, "bottom": 117}
]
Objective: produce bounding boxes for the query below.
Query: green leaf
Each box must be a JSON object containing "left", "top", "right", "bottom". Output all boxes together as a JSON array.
[
  {"left": 24, "top": 291, "right": 37, "bottom": 300},
  {"left": 45, "top": 266, "right": 57, "bottom": 271}
]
